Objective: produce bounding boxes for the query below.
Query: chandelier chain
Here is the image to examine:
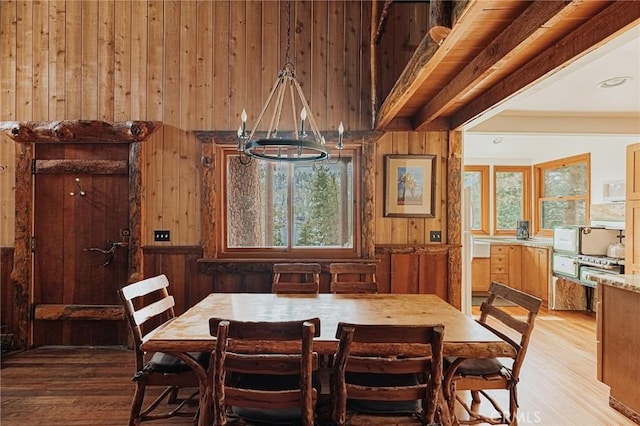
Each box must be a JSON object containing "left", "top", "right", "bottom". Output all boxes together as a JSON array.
[{"left": 285, "top": 0, "right": 291, "bottom": 65}]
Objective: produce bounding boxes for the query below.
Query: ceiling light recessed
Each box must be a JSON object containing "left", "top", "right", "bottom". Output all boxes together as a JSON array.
[{"left": 597, "top": 76, "right": 633, "bottom": 89}]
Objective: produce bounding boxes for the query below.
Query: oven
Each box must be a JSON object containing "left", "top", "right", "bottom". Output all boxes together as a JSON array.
[{"left": 575, "top": 255, "right": 624, "bottom": 310}]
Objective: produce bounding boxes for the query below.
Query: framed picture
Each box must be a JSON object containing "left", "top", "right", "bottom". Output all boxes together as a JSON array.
[{"left": 384, "top": 154, "right": 436, "bottom": 217}]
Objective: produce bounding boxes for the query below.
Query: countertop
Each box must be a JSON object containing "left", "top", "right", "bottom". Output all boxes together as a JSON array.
[
  {"left": 474, "top": 237, "right": 553, "bottom": 249},
  {"left": 588, "top": 273, "right": 640, "bottom": 294}
]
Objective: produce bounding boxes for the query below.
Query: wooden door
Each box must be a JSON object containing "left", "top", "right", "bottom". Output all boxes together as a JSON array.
[{"left": 32, "top": 143, "right": 129, "bottom": 346}]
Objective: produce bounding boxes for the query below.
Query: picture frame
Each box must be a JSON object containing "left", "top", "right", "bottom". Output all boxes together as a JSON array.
[{"left": 384, "top": 154, "right": 436, "bottom": 218}]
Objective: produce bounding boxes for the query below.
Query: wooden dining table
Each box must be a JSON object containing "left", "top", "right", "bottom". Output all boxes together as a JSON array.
[{"left": 141, "top": 293, "right": 515, "bottom": 426}]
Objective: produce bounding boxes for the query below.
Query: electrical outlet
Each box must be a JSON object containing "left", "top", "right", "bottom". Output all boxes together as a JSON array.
[
  {"left": 430, "top": 231, "right": 442, "bottom": 242},
  {"left": 154, "top": 230, "right": 170, "bottom": 242}
]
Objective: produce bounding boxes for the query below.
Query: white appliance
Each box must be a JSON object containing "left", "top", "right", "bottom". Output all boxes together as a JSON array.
[
  {"left": 552, "top": 226, "right": 619, "bottom": 255},
  {"left": 552, "top": 253, "right": 579, "bottom": 278}
]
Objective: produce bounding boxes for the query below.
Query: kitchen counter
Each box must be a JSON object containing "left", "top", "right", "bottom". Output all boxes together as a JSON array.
[
  {"left": 589, "top": 273, "right": 640, "bottom": 294},
  {"left": 474, "top": 237, "right": 553, "bottom": 249}
]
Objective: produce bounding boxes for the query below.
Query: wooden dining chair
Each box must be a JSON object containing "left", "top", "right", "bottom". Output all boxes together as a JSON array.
[
  {"left": 118, "top": 274, "right": 209, "bottom": 426},
  {"left": 329, "top": 262, "right": 378, "bottom": 294},
  {"left": 209, "top": 317, "right": 321, "bottom": 426},
  {"left": 331, "top": 322, "right": 449, "bottom": 426},
  {"left": 272, "top": 262, "right": 321, "bottom": 294},
  {"left": 444, "top": 281, "right": 542, "bottom": 425}
]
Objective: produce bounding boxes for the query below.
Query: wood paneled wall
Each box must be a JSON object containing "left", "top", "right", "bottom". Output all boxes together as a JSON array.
[
  {"left": 0, "top": 0, "right": 381, "bottom": 247},
  {"left": 0, "top": 2, "right": 459, "bottom": 317}
]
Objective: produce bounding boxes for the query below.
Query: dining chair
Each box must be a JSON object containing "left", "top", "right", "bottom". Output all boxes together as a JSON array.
[
  {"left": 272, "top": 262, "right": 321, "bottom": 294},
  {"left": 329, "top": 262, "right": 378, "bottom": 294},
  {"left": 209, "top": 317, "right": 321, "bottom": 426},
  {"left": 444, "top": 281, "right": 542, "bottom": 425},
  {"left": 118, "top": 274, "right": 209, "bottom": 426},
  {"left": 331, "top": 322, "right": 449, "bottom": 426}
]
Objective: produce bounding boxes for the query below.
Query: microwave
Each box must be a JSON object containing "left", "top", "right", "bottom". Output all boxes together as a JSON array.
[{"left": 552, "top": 226, "right": 619, "bottom": 255}]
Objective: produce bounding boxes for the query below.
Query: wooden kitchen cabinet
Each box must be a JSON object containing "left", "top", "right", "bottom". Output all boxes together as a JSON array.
[
  {"left": 597, "top": 282, "right": 640, "bottom": 421},
  {"left": 626, "top": 142, "right": 640, "bottom": 275},
  {"left": 508, "top": 245, "right": 522, "bottom": 290},
  {"left": 471, "top": 258, "right": 491, "bottom": 292},
  {"left": 490, "top": 245, "right": 509, "bottom": 285},
  {"left": 521, "top": 246, "right": 549, "bottom": 303}
]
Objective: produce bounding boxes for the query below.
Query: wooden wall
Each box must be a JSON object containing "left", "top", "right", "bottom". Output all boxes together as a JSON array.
[{"left": 0, "top": 1, "right": 457, "bottom": 323}]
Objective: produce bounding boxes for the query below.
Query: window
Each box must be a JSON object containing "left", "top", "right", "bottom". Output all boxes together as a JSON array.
[
  {"left": 463, "top": 166, "right": 489, "bottom": 234},
  {"left": 534, "top": 153, "right": 590, "bottom": 235},
  {"left": 493, "top": 166, "right": 531, "bottom": 235},
  {"left": 221, "top": 148, "right": 359, "bottom": 257}
]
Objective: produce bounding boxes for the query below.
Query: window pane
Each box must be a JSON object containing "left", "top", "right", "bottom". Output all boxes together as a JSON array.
[
  {"left": 226, "top": 154, "right": 353, "bottom": 250},
  {"left": 293, "top": 160, "right": 353, "bottom": 248},
  {"left": 464, "top": 171, "right": 482, "bottom": 230},
  {"left": 495, "top": 171, "right": 523, "bottom": 230},
  {"left": 543, "top": 163, "right": 587, "bottom": 197},
  {"left": 541, "top": 199, "right": 586, "bottom": 228}
]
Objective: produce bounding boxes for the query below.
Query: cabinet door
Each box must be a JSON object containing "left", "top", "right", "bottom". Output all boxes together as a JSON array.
[
  {"left": 471, "top": 258, "right": 491, "bottom": 292},
  {"left": 508, "top": 245, "right": 522, "bottom": 290},
  {"left": 626, "top": 199, "right": 640, "bottom": 274},
  {"left": 521, "top": 246, "right": 549, "bottom": 302}
]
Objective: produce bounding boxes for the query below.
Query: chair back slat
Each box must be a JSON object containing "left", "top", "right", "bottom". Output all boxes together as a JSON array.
[
  {"left": 120, "top": 274, "right": 170, "bottom": 300},
  {"left": 132, "top": 295, "right": 175, "bottom": 328}
]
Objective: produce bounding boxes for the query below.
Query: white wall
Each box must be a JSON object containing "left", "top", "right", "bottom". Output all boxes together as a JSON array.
[{"left": 463, "top": 133, "right": 636, "bottom": 204}]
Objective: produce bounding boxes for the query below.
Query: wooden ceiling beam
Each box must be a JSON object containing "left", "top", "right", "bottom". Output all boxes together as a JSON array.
[
  {"left": 413, "top": 0, "right": 578, "bottom": 132},
  {"left": 374, "top": 0, "right": 499, "bottom": 131},
  {"left": 451, "top": 1, "right": 640, "bottom": 130}
]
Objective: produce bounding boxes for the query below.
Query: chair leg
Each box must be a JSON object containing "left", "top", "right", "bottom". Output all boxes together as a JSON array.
[
  {"left": 470, "top": 390, "right": 481, "bottom": 412},
  {"left": 128, "top": 380, "right": 147, "bottom": 426},
  {"left": 509, "top": 386, "right": 519, "bottom": 426}
]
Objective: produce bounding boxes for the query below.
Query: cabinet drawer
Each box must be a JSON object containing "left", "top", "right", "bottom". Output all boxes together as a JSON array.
[
  {"left": 491, "top": 255, "right": 508, "bottom": 273},
  {"left": 491, "top": 273, "right": 509, "bottom": 284},
  {"left": 491, "top": 245, "right": 509, "bottom": 255}
]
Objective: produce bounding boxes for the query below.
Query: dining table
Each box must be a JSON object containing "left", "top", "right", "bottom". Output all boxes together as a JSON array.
[{"left": 141, "top": 292, "right": 515, "bottom": 426}]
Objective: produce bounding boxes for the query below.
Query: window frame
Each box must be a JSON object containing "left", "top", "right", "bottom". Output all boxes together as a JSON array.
[
  {"left": 217, "top": 147, "right": 362, "bottom": 259},
  {"left": 533, "top": 153, "right": 591, "bottom": 237},
  {"left": 493, "top": 165, "right": 531, "bottom": 236},
  {"left": 463, "top": 165, "right": 490, "bottom": 235}
]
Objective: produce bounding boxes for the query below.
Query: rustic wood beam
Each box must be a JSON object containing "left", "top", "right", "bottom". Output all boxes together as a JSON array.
[
  {"left": 415, "top": 0, "right": 577, "bottom": 131},
  {"left": 428, "top": 0, "right": 452, "bottom": 46},
  {"left": 33, "top": 304, "right": 124, "bottom": 321},
  {"left": 375, "top": 1, "right": 496, "bottom": 131},
  {"left": 373, "top": 0, "right": 394, "bottom": 45},
  {"left": 447, "top": 130, "right": 463, "bottom": 309},
  {"left": 193, "top": 130, "right": 384, "bottom": 145},
  {"left": 451, "top": 1, "right": 640, "bottom": 129},
  {"left": 33, "top": 159, "right": 128, "bottom": 175},
  {"left": 0, "top": 120, "right": 161, "bottom": 143},
  {"left": 371, "top": 0, "right": 381, "bottom": 129}
]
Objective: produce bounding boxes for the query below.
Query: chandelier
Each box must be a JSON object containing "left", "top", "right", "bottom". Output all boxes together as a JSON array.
[{"left": 236, "top": 0, "right": 343, "bottom": 163}]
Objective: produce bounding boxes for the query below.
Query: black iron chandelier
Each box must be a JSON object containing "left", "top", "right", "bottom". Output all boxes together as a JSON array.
[{"left": 236, "top": 0, "right": 343, "bottom": 163}]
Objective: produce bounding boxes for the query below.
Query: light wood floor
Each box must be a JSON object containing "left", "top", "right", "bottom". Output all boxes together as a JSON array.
[{"left": 0, "top": 307, "right": 636, "bottom": 425}]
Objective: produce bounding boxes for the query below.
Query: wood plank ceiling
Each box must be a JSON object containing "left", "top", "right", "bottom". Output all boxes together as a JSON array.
[{"left": 375, "top": 0, "right": 640, "bottom": 132}]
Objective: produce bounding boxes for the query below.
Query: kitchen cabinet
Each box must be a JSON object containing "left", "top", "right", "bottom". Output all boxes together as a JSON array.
[
  {"left": 626, "top": 142, "right": 640, "bottom": 275},
  {"left": 596, "top": 281, "right": 640, "bottom": 421},
  {"left": 471, "top": 258, "right": 490, "bottom": 292},
  {"left": 508, "top": 245, "right": 522, "bottom": 290},
  {"left": 490, "top": 245, "right": 510, "bottom": 285},
  {"left": 490, "top": 244, "right": 522, "bottom": 289},
  {"left": 521, "top": 246, "right": 549, "bottom": 303}
]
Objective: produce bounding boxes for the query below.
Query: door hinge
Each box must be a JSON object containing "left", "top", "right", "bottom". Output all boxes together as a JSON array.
[
  {"left": 31, "top": 159, "right": 36, "bottom": 174},
  {"left": 30, "top": 236, "right": 36, "bottom": 252}
]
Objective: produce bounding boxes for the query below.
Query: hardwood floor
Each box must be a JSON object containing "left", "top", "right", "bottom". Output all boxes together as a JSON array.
[{"left": 0, "top": 308, "right": 635, "bottom": 425}]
